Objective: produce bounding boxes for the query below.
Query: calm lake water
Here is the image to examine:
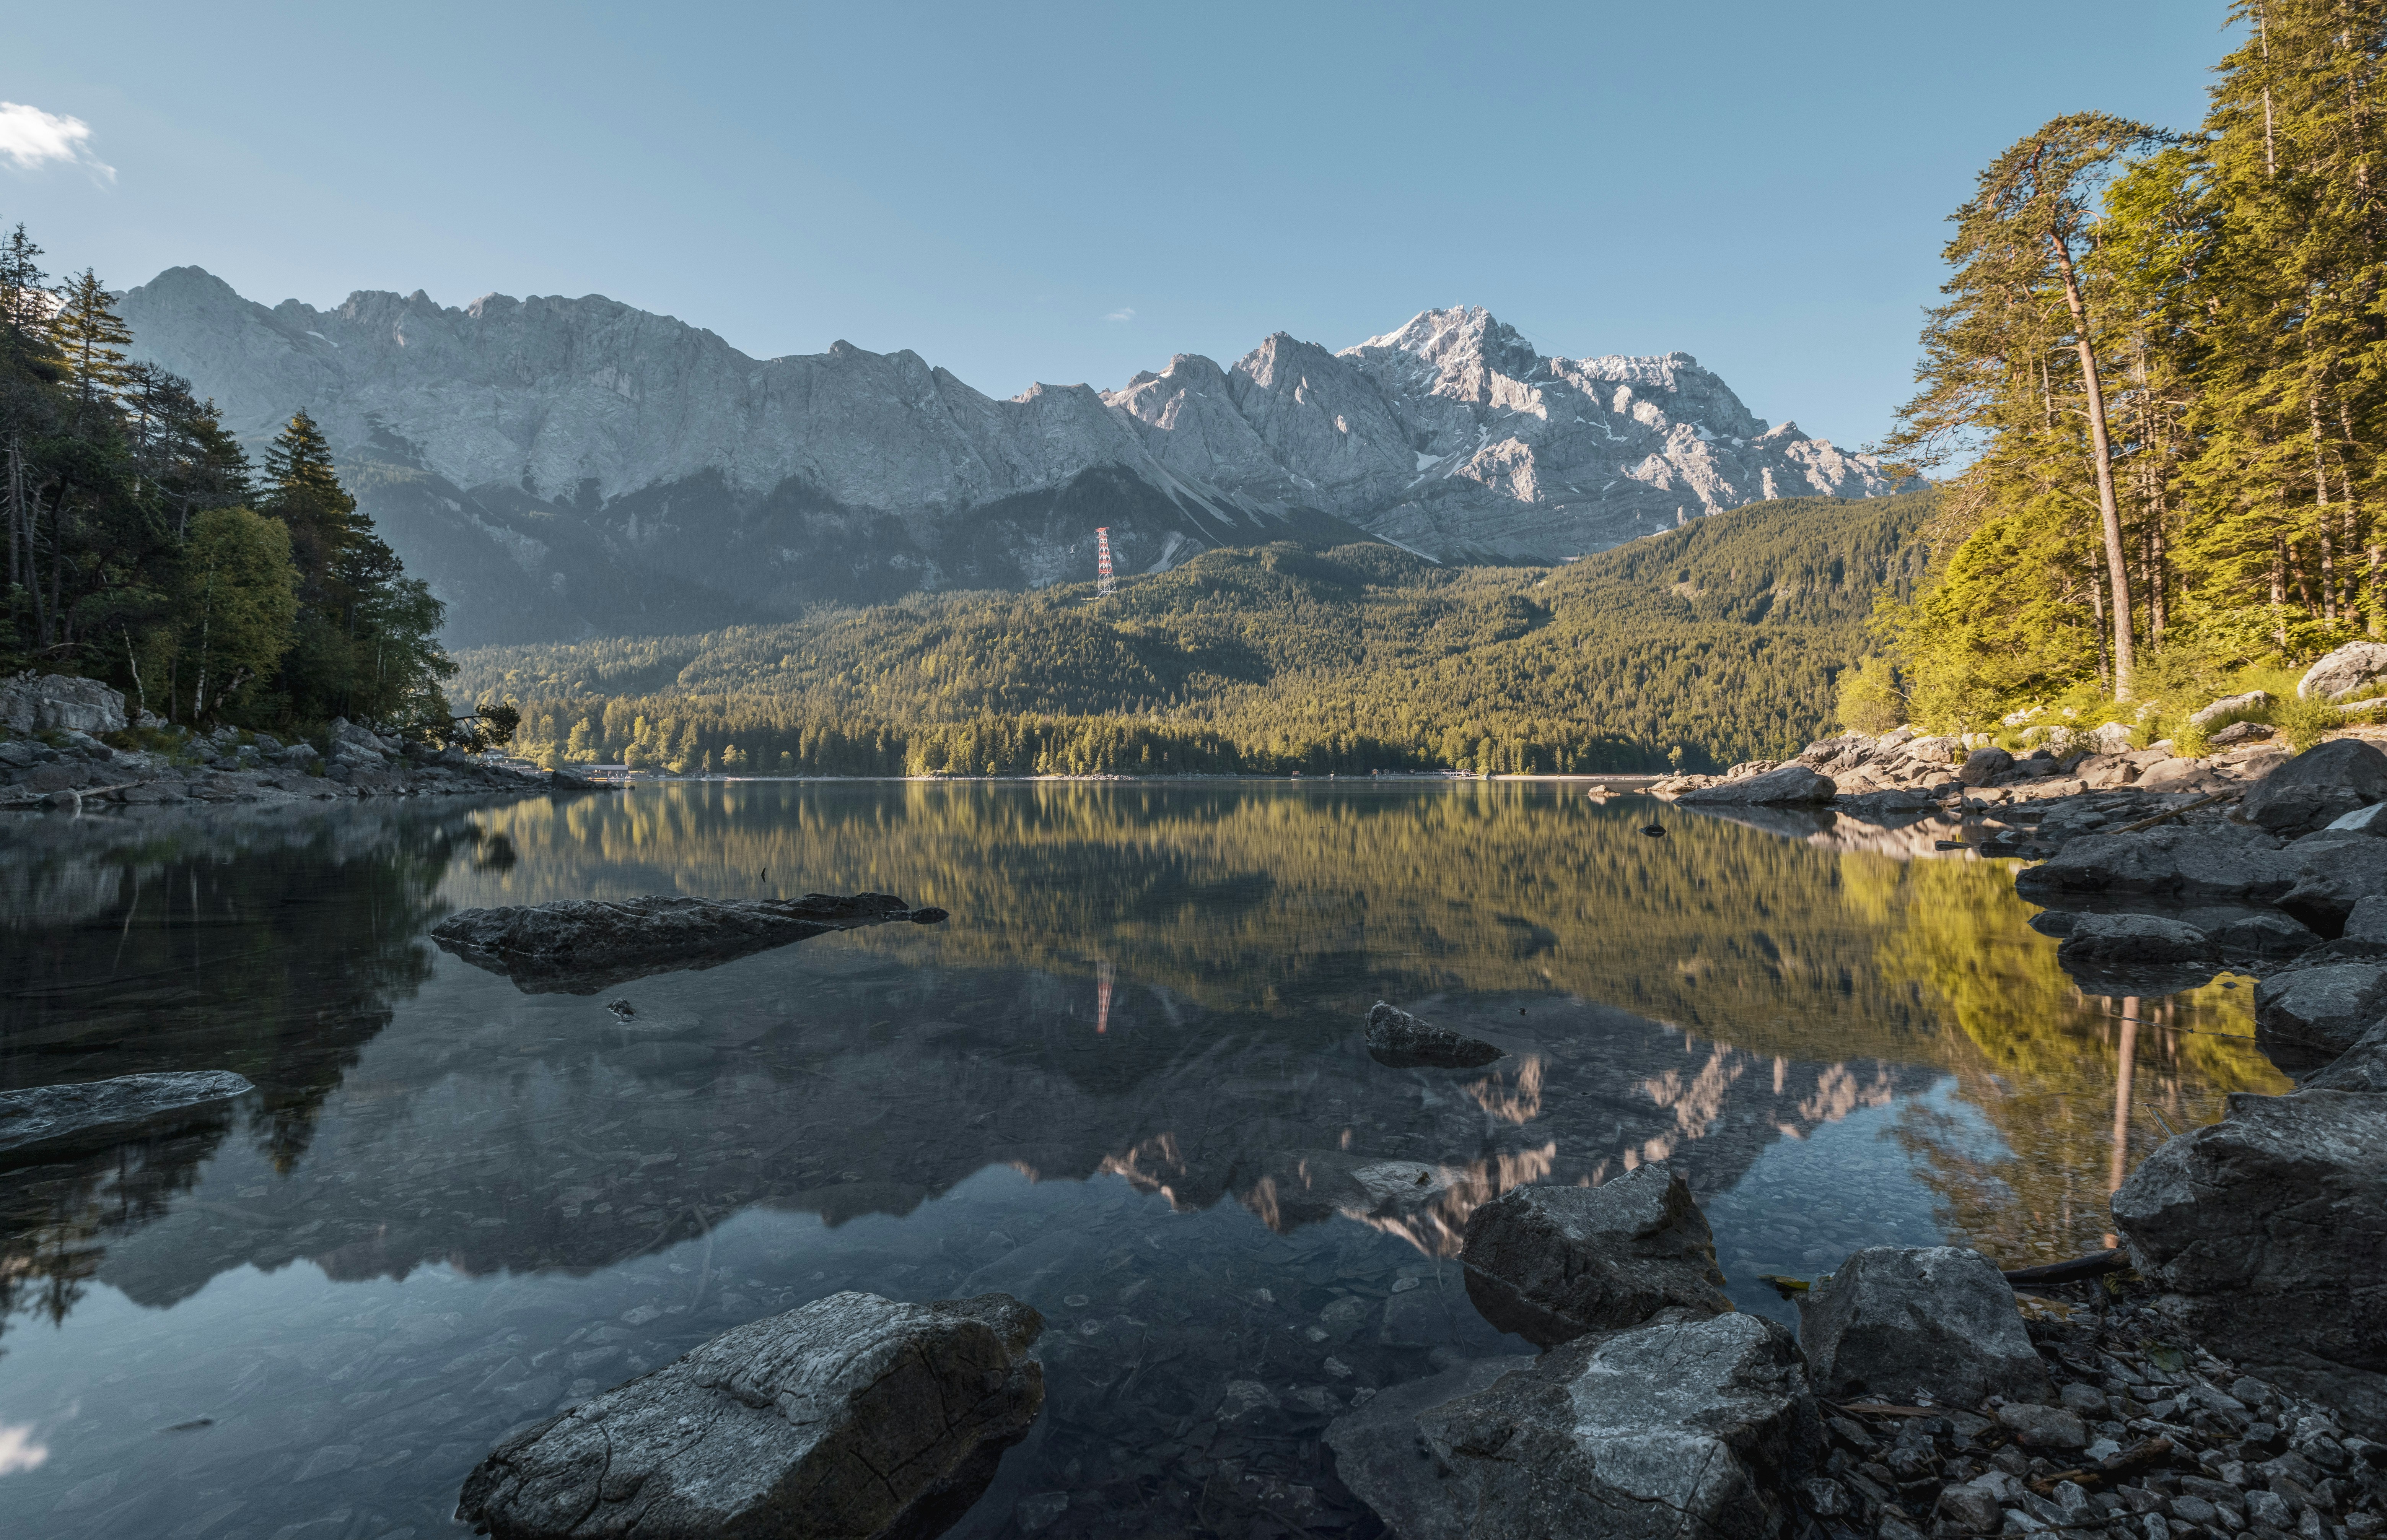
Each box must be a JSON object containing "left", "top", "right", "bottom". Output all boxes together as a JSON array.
[{"left": 0, "top": 781, "right": 2288, "bottom": 1539}]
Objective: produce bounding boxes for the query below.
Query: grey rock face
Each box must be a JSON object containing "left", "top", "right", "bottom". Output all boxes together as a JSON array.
[
  {"left": 1459, "top": 1163, "right": 1731, "bottom": 1348},
  {"left": 0, "top": 1071, "right": 255, "bottom": 1157},
  {"left": 2013, "top": 823, "right": 2301, "bottom": 902},
  {"left": 2208, "top": 909, "right": 2325, "bottom": 956},
  {"left": 1329, "top": 1311, "right": 1820, "bottom": 1540},
  {"left": 2304, "top": 1021, "right": 2387, "bottom": 1093},
  {"left": 2056, "top": 914, "right": 2216, "bottom": 967},
  {"left": 2278, "top": 836, "right": 2387, "bottom": 935},
  {"left": 455, "top": 1290, "right": 1043, "bottom": 1540},
  {"left": 2299, "top": 641, "right": 2387, "bottom": 701},
  {"left": 2241, "top": 740, "right": 2387, "bottom": 837},
  {"left": 1796, "top": 1246, "right": 2050, "bottom": 1407},
  {"left": 120, "top": 272, "right": 1907, "bottom": 643},
  {"left": 2324, "top": 802, "right": 2387, "bottom": 837},
  {"left": 1675, "top": 763, "right": 1837, "bottom": 807},
  {"left": 2349, "top": 895, "right": 2387, "bottom": 944},
  {"left": 2254, "top": 964, "right": 2387, "bottom": 1070},
  {"left": 2112, "top": 1091, "right": 2387, "bottom": 1438},
  {"left": 1959, "top": 747, "right": 2013, "bottom": 787},
  {"left": 0, "top": 673, "right": 127, "bottom": 736},
  {"left": 430, "top": 892, "right": 948, "bottom": 995},
  {"left": 1362, "top": 1001, "right": 1504, "bottom": 1068}
]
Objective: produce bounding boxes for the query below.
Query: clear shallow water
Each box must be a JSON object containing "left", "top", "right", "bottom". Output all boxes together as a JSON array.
[{"left": 0, "top": 781, "right": 2289, "bottom": 1538}]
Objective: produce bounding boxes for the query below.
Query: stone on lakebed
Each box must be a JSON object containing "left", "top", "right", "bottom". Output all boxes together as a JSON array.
[
  {"left": 1796, "top": 1245, "right": 2051, "bottom": 1408},
  {"left": 1459, "top": 1162, "right": 1731, "bottom": 1349},
  {"left": 1363, "top": 1001, "right": 1503, "bottom": 1068}
]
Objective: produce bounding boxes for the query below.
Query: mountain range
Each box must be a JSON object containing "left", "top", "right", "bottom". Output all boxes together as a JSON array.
[{"left": 119, "top": 268, "right": 1908, "bottom": 646}]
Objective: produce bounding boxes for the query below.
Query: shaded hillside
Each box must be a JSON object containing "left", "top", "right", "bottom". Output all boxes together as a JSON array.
[{"left": 451, "top": 492, "right": 1935, "bottom": 772}]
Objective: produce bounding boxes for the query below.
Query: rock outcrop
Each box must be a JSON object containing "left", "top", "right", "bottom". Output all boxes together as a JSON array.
[
  {"left": 1457, "top": 1163, "right": 1731, "bottom": 1348},
  {"left": 2300, "top": 641, "right": 2387, "bottom": 702},
  {"left": 0, "top": 1070, "right": 255, "bottom": 1158},
  {"left": 2240, "top": 739, "right": 2387, "bottom": 836},
  {"left": 1361, "top": 1000, "right": 1504, "bottom": 1068},
  {"left": 456, "top": 1291, "right": 1044, "bottom": 1540},
  {"left": 1674, "top": 763, "right": 1837, "bottom": 807},
  {"left": 2111, "top": 1090, "right": 2387, "bottom": 1438},
  {"left": 1330, "top": 1311, "right": 1821, "bottom": 1540},
  {"left": 1796, "top": 1246, "right": 2052, "bottom": 1407},
  {"left": 2252, "top": 964, "right": 2387, "bottom": 1069},
  {"left": 0, "top": 672, "right": 127, "bottom": 735},
  {"left": 432, "top": 892, "right": 949, "bottom": 994},
  {"left": 120, "top": 270, "right": 1907, "bottom": 645}
]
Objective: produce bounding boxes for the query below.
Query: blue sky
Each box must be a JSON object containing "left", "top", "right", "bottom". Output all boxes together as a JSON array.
[{"left": 7, "top": 1, "right": 2231, "bottom": 452}]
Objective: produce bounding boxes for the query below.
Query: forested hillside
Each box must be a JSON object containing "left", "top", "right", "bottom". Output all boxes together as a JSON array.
[
  {"left": 451, "top": 492, "right": 1933, "bottom": 775},
  {"left": 1876, "top": 0, "right": 2387, "bottom": 729}
]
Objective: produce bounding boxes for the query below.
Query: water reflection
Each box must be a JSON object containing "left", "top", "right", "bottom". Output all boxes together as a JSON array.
[{"left": 0, "top": 784, "right": 2295, "bottom": 1538}]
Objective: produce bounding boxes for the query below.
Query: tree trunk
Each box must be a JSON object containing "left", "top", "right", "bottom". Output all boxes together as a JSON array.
[
  {"left": 2313, "top": 398, "right": 2337, "bottom": 622},
  {"left": 2272, "top": 534, "right": 2289, "bottom": 647},
  {"left": 2048, "top": 234, "right": 2136, "bottom": 696}
]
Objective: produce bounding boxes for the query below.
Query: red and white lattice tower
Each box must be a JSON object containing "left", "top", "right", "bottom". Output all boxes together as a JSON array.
[{"left": 1095, "top": 527, "right": 1115, "bottom": 598}]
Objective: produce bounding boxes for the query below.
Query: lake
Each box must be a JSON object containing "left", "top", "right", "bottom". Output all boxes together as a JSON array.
[{"left": 0, "top": 780, "right": 2288, "bottom": 1538}]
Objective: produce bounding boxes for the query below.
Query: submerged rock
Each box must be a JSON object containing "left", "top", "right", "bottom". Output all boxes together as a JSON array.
[
  {"left": 2112, "top": 1091, "right": 2387, "bottom": 1438},
  {"left": 1329, "top": 1311, "right": 1821, "bottom": 1540},
  {"left": 0, "top": 1070, "right": 255, "bottom": 1158},
  {"left": 2240, "top": 739, "right": 2387, "bottom": 837},
  {"left": 1459, "top": 1163, "right": 1731, "bottom": 1348},
  {"left": 1676, "top": 763, "right": 1837, "bottom": 806},
  {"left": 456, "top": 1291, "right": 1043, "bottom": 1540},
  {"left": 1796, "top": 1246, "right": 2050, "bottom": 1408},
  {"left": 432, "top": 892, "right": 949, "bottom": 994},
  {"left": 1363, "top": 1001, "right": 1503, "bottom": 1068}
]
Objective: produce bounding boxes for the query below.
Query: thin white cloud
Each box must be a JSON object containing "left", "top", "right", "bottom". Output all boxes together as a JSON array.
[
  {"left": 1105, "top": 307, "right": 1135, "bottom": 323},
  {"left": 0, "top": 102, "right": 115, "bottom": 182},
  {"left": 0, "top": 1422, "right": 49, "bottom": 1475}
]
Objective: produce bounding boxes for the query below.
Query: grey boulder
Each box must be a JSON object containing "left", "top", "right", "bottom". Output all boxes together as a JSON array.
[
  {"left": 432, "top": 892, "right": 949, "bottom": 995},
  {"left": 1676, "top": 763, "right": 1837, "bottom": 806},
  {"left": 0, "top": 1070, "right": 255, "bottom": 1157},
  {"left": 2206, "top": 909, "right": 2324, "bottom": 956},
  {"left": 2055, "top": 914, "right": 2215, "bottom": 967},
  {"left": 1796, "top": 1246, "right": 2050, "bottom": 1407},
  {"left": 2240, "top": 739, "right": 2387, "bottom": 837},
  {"left": 2254, "top": 964, "right": 2387, "bottom": 1071},
  {"left": 2299, "top": 640, "right": 2387, "bottom": 702},
  {"left": 0, "top": 672, "right": 128, "bottom": 735},
  {"left": 2192, "top": 690, "right": 2275, "bottom": 727},
  {"left": 1959, "top": 746, "right": 2013, "bottom": 787},
  {"left": 1363, "top": 1001, "right": 1503, "bottom": 1068},
  {"left": 1330, "top": 1311, "right": 1820, "bottom": 1540},
  {"left": 2278, "top": 837, "right": 2387, "bottom": 935},
  {"left": 1459, "top": 1162, "right": 1731, "bottom": 1348},
  {"left": 2013, "top": 821, "right": 2300, "bottom": 902},
  {"left": 2112, "top": 1091, "right": 2387, "bottom": 1438},
  {"left": 456, "top": 1291, "right": 1043, "bottom": 1540},
  {"left": 2305, "top": 1021, "right": 2387, "bottom": 1094},
  {"left": 2350, "top": 895, "right": 2387, "bottom": 944}
]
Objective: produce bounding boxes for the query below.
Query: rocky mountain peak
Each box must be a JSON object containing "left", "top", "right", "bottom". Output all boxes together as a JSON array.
[{"left": 117, "top": 267, "right": 1910, "bottom": 644}]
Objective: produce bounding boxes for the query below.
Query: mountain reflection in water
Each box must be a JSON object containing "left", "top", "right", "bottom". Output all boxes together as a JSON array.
[{"left": 0, "top": 782, "right": 2289, "bottom": 1539}]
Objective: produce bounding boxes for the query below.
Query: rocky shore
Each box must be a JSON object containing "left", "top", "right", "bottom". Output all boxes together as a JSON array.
[{"left": 0, "top": 672, "right": 604, "bottom": 810}]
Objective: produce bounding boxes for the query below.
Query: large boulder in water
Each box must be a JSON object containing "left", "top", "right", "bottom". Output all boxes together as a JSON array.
[
  {"left": 1676, "top": 763, "right": 1836, "bottom": 806},
  {"left": 2298, "top": 640, "right": 2387, "bottom": 701},
  {"left": 2056, "top": 913, "right": 2215, "bottom": 967},
  {"left": 1459, "top": 1163, "right": 1731, "bottom": 1348},
  {"left": 431, "top": 892, "right": 948, "bottom": 994},
  {"left": 1327, "top": 1311, "right": 1822, "bottom": 1540},
  {"left": 2112, "top": 1091, "right": 2387, "bottom": 1438},
  {"left": 2013, "top": 821, "right": 2300, "bottom": 902},
  {"left": 2240, "top": 739, "right": 2387, "bottom": 837},
  {"left": 456, "top": 1291, "right": 1043, "bottom": 1540},
  {"left": 1363, "top": 1001, "right": 1503, "bottom": 1068},
  {"left": 2253, "top": 963, "right": 2387, "bottom": 1072},
  {"left": 0, "top": 1070, "right": 255, "bottom": 1158},
  {"left": 1796, "top": 1246, "right": 2050, "bottom": 1408}
]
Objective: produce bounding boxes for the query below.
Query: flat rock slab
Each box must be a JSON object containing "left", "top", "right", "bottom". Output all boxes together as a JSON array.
[
  {"left": 1797, "top": 1246, "right": 2050, "bottom": 1408},
  {"left": 1363, "top": 1002, "right": 1503, "bottom": 1068},
  {"left": 0, "top": 1070, "right": 255, "bottom": 1158},
  {"left": 1330, "top": 1311, "right": 1820, "bottom": 1540},
  {"left": 432, "top": 892, "right": 949, "bottom": 994},
  {"left": 1677, "top": 763, "right": 1837, "bottom": 806},
  {"left": 457, "top": 1290, "right": 1043, "bottom": 1540},
  {"left": 1460, "top": 1163, "right": 1731, "bottom": 1348},
  {"left": 2112, "top": 1090, "right": 2387, "bottom": 1439}
]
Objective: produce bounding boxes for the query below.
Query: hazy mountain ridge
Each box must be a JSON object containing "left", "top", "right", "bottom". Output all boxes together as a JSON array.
[{"left": 119, "top": 268, "right": 1907, "bottom": 645}]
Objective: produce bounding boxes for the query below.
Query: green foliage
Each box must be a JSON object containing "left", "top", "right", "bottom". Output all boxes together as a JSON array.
[
  {"left": 1834, "top": 655, "right": 1906, "bottom": 735},
  {"left": 453, "top": 493, "right": 1935, "bottom": 776},
  {"left": 1, "top": 225, "right": 451, "bottom": 732},
  {"left": 1879, "top": 5, "right": 2387, "bottom": 732}
]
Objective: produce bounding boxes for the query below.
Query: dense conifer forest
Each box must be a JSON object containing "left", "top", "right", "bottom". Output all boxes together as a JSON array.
[
  {"left": 1, "top": 227, "right": 452, "bottom": 734},
  {"left": 1874, "top": 0, "right": 2387, "bottom": 730},
  {"left": 453, "top": 493, "right": 1933, "bottom": 776}
]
